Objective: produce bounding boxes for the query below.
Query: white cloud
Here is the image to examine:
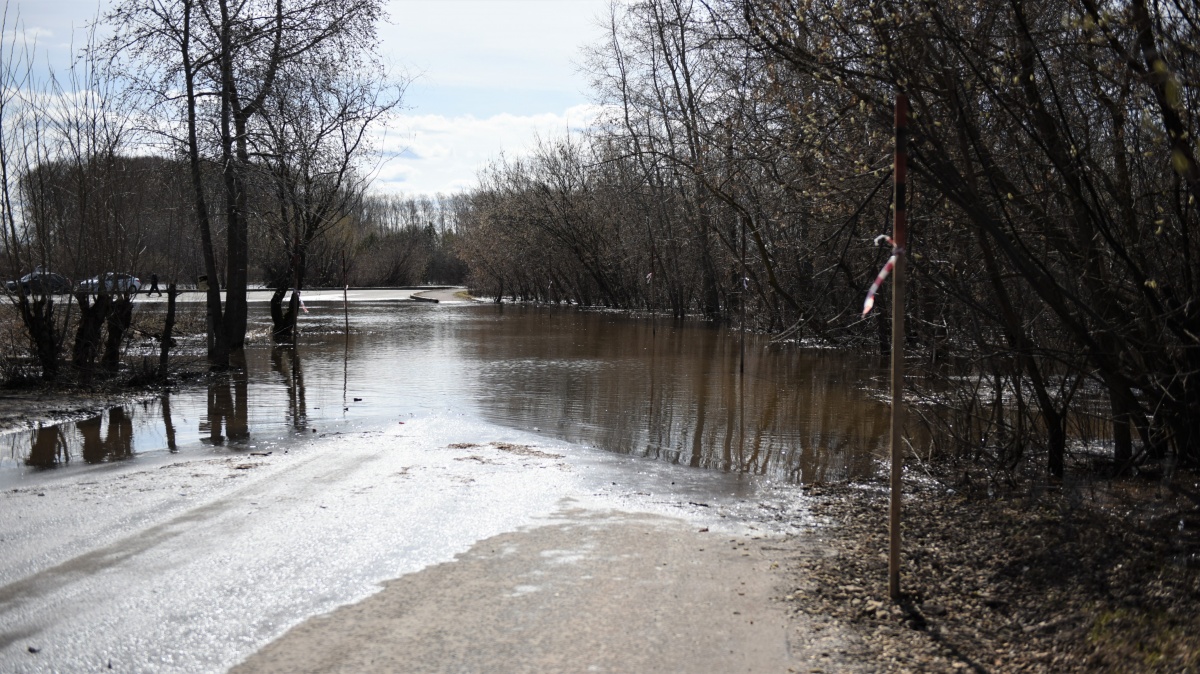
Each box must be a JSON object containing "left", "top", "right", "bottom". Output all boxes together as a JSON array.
[
  {"left": 3, "top": 26, "right": 54, "bottom": 43},
  {"left": 18, "top": 0, "right": 622, "bottom": 197},
  {"left": 381, "top": 0, "right": 609, "bottom": 93},
  {"left": 370, "top": 103, "right": 607, "bottom": 196}
]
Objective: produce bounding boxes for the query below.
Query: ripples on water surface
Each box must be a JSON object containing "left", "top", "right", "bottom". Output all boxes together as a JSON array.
[{"left": 1, "top": 302, "right": 893, "bottom": 484}]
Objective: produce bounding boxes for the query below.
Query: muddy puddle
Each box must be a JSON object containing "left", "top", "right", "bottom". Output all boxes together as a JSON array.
[{"left": 0, "top": 302, "right": 894, "bottom": 486}]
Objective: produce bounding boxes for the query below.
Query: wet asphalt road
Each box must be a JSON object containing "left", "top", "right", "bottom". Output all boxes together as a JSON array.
[
  {"left": 233, "top": 510, "right": 797, "bottom": 674},
  {"left": 0, "top": 413, "right": 816, "bottom": 673}
]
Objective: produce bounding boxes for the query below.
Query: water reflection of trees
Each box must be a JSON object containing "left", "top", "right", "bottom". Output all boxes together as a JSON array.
[
  {"left": 201, "top": 370, "right": 249, "bottom": 445},
  {"left": 161, "top": 393, "right": 178, "bottom": 451},
  {"left": 271, "top": 346, "right": 307, "bottom": 429},
  {"left": 26, "top": 425, "right": 68, "bottom": 467},
  {"left": 471, "top": 310, "right": 893, "bottom": 482},
  {"left": 625, "top": 330, "right": 891, "bottom": 482},
  {"left": 22, "top": 406, "right": 137, "bottom": 467},
  {"left": 11, "top": 346, "right": 304, "bottom": 466},
  {"left": 79, "top": 408, "right": 133, "bottom": 463}
]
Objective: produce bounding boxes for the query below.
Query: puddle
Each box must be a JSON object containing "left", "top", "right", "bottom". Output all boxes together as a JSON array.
[{"left": 0, "top": 302, "right": 893, "bottom": 486}]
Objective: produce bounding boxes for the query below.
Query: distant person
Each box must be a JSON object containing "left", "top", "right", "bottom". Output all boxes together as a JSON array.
[{"left": 149, "top": 273, "right": 162, "bottom": 297}]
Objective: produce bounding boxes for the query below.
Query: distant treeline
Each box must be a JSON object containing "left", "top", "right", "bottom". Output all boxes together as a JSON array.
[
  {"left": 12, "top": 155, "right": 466, "bottom": 290},
  {"left": 453, "top": 0, "right": 1200, "bottom": 476}
]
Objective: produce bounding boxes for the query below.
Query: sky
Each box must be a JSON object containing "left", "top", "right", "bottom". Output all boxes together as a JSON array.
[{"left": 11, "top": 0, "right": 616, "bottom": 196}]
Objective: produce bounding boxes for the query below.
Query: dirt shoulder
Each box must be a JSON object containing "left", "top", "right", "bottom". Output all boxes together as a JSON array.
[
  {"left": 231, "top": 508, "right": 864, "bottom": 674},
  {"left": 780, "top": 478, "right": 1200, "bottom": 673}
]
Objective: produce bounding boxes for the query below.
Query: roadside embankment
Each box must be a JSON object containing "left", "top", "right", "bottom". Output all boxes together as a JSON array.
[{"left": 779, "top": 478, "right": 1200, "bottom": 672}]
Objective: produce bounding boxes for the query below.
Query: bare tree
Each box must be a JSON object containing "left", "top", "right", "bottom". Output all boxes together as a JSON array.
[
  {"left": 0, "top": 8, "right": 134, "bottom": 379},
  {"left": 0, "top": 6, "right": 64, "bottom": 379},
  {"left": 256, "top": 64, "right": 405, "bottom": 342},
  {"left": 106, "top": 0, "right": 387, "bottom": 368},
  {"left": 454, "top": 0, "right": 1200, "bottom": 476}
]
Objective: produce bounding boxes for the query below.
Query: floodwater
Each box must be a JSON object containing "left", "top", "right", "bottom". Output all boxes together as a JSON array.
[
  {"left": 1, "top": 302, "right": 893, "bottom": 486},
  {"left": 0, "top": 299, "right": 897, "bottom": 673}
]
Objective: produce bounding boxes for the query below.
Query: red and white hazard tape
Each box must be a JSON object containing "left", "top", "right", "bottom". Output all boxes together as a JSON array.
[{"left": 862, "top": 235, "right": 900, "bottom": 317}]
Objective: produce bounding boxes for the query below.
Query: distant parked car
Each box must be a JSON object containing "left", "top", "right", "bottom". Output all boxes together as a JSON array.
[
  {"left": 5, "top": 269, "right": 73, "bottom": 295},
  {"left": 77, "top": 272, "right": 141, "bottom": 294}
]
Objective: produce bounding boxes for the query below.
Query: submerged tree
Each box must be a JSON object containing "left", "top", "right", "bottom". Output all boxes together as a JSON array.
[
  {"left": 455, "top": 0, "right": 1200, "bottom": 475},
  {"left": 106, "top": 0, "right": 388, "bottom": 368},
  {"left": 258, "top": 65, "right": 405, "bottom": 342},
  {"left": 736, "top": 0, "right": 1200, "bottom": 473}
]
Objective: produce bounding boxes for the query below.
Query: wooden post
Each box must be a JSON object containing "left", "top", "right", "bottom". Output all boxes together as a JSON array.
[
  {"left": 739, "top": 215, "right": 747, "bottom": 463},
  {"left": 740, "top": 215, "right": 747, "bottom": 377},
  {"left": 341, "top": 250, "right": 349, "bottom": 334},
  {"left": 889, "top": 92, "right": 909, "bottom": 602}
]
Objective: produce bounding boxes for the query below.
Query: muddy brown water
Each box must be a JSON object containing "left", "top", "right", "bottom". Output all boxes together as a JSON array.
[{"left": 0, "top": 302, "right": 893, "bottom": 485}]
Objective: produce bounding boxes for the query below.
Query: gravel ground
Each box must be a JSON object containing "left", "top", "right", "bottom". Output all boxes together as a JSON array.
[{"left": 778, "top": 474, "right": 1200, "bottom": 672}]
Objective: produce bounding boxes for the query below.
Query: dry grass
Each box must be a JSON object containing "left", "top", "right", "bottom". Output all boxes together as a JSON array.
[
  {"left": 783, "top": 476, "right": 1200, "bottom": 672},
  {"left": 0, "top": 297, "right": 211, "bottom": 385}
]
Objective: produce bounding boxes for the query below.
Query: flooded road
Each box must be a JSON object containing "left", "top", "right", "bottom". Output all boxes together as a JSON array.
[
  {"left": 0, "top": 298, "right": 892, "bottom": 672},
  {"left": 2, "top": 301, "right": 892, "bottom": 486}
]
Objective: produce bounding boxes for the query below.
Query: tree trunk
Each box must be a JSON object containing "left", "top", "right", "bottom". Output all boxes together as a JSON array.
[
  {"left": 72, "top": 292, "right": 109, "bottom": 375},
  {"left": 270, "top": 285, "right": 291, "bottom": 342},
  {"left": 101, "top": 298, "right": 134, "bottom": 372},
  {"left": 181, "top": 0, "right": 228, "bottom": 370},
  {"left": 1047, "top": 414, "right": 1066, "bottom": 480},
  {"left": 158, "top": 284, "right": 178, "bottom": 379},
  {"left": 18, "top": 296, "right": 61, "bottom": 381}
]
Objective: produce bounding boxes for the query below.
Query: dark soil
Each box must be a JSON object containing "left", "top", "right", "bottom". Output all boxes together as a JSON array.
[
  {"left": 0, "top": 298, "right": 235, "bottom": 432},
  {"left": 782, "top": 473, "right": 1200, "bottom": 672},
  {"left": 0, "top": 388, "right": 145, "bottom": 432}
]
